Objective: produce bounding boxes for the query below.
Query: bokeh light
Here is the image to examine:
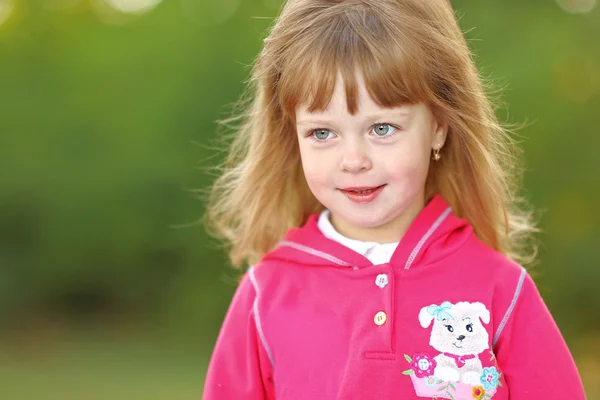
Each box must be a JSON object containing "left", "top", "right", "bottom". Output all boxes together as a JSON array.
[
  {"left": 92, "top": 0, "right": 162, "bottom": 24},
  {"left": 0, "top": 0, "right": 15, "bottom": 28},
  {"left": 102, "top": 0, "right": 163, "bottom": 15},
  {"left": 181, "top": 0, "right": 241, "bottom": 26},
  {"left": 556, "top": 0, "right": 597, "bottom": 14}
]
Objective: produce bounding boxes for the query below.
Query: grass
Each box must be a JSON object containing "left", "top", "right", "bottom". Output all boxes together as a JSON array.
[{"left": 0, "top": 328, "right": 208, "bottom": 400}]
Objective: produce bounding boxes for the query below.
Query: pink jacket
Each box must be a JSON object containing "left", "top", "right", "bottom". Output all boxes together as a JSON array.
[{"left": 203, "top": 195, "right": 585, "bottom": 399}]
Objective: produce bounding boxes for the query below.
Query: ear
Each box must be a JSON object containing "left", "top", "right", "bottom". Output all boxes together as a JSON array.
[
  {"left": 419, "top": 306, "right": 435, "bottom": 328},
  {"left": 431, "top": 118, "right": 448, "bottom": 151},
  {"left": 473, "top": 302, "right": 490, "bottom": 325}
]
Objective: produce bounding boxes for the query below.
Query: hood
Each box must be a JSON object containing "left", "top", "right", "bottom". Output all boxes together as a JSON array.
[{"left": 263, "top": 194, "right": 472, "bottom": 270}]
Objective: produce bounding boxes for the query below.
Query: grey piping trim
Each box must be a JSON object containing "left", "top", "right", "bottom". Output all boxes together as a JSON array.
[
  {"left": 492, "top": 266, "right": 527, "bottom": 348},
  {"left": 248, "top": 266, "right": 275, "bottom": 367},
  {"left": 404, "top": 206, "right": 453, "bottom": 270},
  {"left": 279, "top": 240, "right": 353, "bottom": 267}
]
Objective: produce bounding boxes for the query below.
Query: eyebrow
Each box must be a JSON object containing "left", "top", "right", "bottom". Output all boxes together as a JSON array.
[{"left": 296, "top": 110, "right": 412, "bottom": 126}]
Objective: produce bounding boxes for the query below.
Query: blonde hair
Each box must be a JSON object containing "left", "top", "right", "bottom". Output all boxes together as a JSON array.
[{"left": 205, "top": 0, "right": 538, "bottom": 268}]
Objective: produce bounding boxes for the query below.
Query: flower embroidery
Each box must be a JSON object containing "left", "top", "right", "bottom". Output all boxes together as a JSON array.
[
  {"left": 410, "top": 353, "right": 437, "bottom": 378},
  {"left": 472, "top": 385, "right": 485, "bottom": 399},
  {"left": 402, "top": 348, "right": 500, "bottom": 399},
  {"left": 480, "top": 367, "right": 500, "bottom": 390}
]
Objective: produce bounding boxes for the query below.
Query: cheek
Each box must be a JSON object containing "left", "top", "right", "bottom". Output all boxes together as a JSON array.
[
  {"left": 384, "top": 157, "right": 431, "bottom": 188},
  {"left": 302, "top": 167, "right": 329, "bottom": 189},
  {"left": 298, "top": 147, "right": 332, "bottom": 187},
  {"left": 383, "top": 142, "right": 432, "bottom": 178}
]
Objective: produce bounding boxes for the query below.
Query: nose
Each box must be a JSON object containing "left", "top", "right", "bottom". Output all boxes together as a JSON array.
[
  {"left": 340, "top": 139, "right": 372, "bottom": 173},
  {"left": 457, "top": 335, "right": 466, "bottom": 341}
]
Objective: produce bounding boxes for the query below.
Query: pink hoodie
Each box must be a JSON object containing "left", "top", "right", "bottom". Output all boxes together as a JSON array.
[{"left": 203, "top": 195, "right": 585, "bottom": 399}]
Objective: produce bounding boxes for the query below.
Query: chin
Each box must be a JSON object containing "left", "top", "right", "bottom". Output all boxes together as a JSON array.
[{"left": 339, "top": 211, "right": 393, "bottom": 229}]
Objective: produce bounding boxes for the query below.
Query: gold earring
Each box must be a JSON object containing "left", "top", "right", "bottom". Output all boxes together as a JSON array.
[{"left": 432, "top": 148, "right": 441, "bottom": 161}]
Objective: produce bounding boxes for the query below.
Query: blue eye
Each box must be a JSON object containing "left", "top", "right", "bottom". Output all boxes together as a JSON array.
[
  {"left": 312, "top": 129, "right": 333, "bottom": 140},
  {"left": 372, "top": 124, "right": 396, "bottom": 137}
]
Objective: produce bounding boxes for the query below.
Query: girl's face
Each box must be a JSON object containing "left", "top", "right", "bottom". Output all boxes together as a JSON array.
[{"left": 295, "top": 73, "right": 447, "bottom": 243}]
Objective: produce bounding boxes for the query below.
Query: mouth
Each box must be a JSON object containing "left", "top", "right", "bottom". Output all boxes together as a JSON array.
[
  {"left": 453, "top": 342, "right": 463, "bottom": 349},
  {"left": 338, "top": 185, "right": 386, "bottom": 203}
]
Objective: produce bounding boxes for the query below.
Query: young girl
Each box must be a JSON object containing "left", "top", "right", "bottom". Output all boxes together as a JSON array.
[{"left": 203, "top": 0, "right": 585, "bottom": 398}]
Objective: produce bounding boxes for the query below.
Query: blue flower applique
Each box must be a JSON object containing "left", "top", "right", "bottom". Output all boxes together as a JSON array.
[{"left": 480, "top": 366, "right": 501, "bottom": 390}]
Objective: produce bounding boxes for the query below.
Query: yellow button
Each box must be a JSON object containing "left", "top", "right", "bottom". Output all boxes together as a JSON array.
[{"left": 374, "top": 311, "right": 387, "bottom": 326}]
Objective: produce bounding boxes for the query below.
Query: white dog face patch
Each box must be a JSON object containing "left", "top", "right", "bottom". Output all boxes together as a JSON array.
[
  {"left": 419, "top": 301, "right": 490, "bottom": 357},
  {"left": 402, "top": 300, "right": 503, "bottom": 399}
]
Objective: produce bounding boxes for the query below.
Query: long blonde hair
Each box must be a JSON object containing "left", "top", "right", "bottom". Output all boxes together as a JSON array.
[{"left": 205, "top": 0, "right": 538, "bottom": 268}]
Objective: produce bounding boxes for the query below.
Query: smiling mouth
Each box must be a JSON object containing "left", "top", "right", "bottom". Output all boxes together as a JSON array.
[
  {"left": 338, "top": 185, "right": 386, "bottom": 204},
  {"left": 453, "top": 343, "right": 463, "bottom": 349},
  {"left": 340, "top": 185, "right": 385, "bottom": 193}
]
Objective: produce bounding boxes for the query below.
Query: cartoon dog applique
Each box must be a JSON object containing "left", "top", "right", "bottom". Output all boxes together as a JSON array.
[{"left": 419, "top": 301, "right": 491, "bottom": 386}]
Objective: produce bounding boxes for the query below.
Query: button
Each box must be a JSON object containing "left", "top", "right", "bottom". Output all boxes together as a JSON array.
[
  {"left": 374, "top": 311, "right": 387, "bottom": 326},
  {"left": 375, "top": 274, "right": 388, "bottom": 289}
]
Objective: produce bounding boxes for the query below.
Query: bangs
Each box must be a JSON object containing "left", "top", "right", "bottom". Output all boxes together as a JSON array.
[{"left": 276, "top": 5, "right": 432, "bottom": 117}]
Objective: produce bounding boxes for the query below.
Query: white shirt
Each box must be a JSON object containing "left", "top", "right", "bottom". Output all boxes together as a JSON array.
[{"left": 317, "top": 210, "right": 398, "bottom": 265}]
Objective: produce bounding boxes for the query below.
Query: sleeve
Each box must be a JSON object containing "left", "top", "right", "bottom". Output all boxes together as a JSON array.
[
  {"left": 494, "top": 270, "right": 586, "bottom": 399},
  {"left": 202, "top": 271, "right": 275, "bottom": 400}
]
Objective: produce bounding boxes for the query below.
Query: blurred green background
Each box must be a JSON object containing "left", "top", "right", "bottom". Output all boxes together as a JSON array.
[{"left": 0, "top": 0, "right": 598, "bottom": 398}]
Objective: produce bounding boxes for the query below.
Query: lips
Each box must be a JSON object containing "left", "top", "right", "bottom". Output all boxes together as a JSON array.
[
  {"left": 340, "top": 185, "right": 384, "bottom": 194},
  {"left": 339, "top": 185, "right": 386, "bottom": 203}
]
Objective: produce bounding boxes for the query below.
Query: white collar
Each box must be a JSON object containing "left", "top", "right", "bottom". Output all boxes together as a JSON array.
[{"left": 317, "top": 210, "right": 398, "bottom": 260}]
